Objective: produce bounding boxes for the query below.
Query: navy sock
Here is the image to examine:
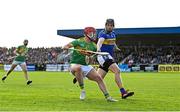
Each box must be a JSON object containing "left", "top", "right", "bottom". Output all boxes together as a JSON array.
[{"left": 120, "top": 88, "right": 126, "bottom": 94}]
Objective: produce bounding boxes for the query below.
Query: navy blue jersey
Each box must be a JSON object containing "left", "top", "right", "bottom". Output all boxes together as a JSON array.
[{"left": 98, "top": 30, "right": 116, "bottom": 57}]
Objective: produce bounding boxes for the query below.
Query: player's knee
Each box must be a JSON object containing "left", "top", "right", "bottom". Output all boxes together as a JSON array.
[
  {"left": 74, "top": 66, "right": 81, "bottom": 73},
  {"left": 78, "top": 66, "right": 82, "bottom": 71},
  {"left": 9, "top": 69, "right": 13, "bottom": 72},
  {"left": 72, "top": 65, "right": 81, "bottom": 72},
  {"left": 94, "top": 75, "right": 103, "bottom": 82},
  {"left": 71, "top": 70, "right": 76, "bottom": 76},
  {"left": 74, "top": 66, "right": 81, "bottom": 71},
  {"left": 23, "top": 69, "right": 28, "bottom": 73},
  {"left": 115, "top": 69, "right": 121, "bottom": 75},
  {"left": 10, "top": 66, "right": 16, "bottom": 71}
]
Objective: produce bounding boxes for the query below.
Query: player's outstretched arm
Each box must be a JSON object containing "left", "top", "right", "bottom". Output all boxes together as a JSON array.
[
  {"left": 97, "top": 38, "right": 105, "bottom": 52},
  {"left": 63, "top": 43, "right": 73, "bottom": 50}
]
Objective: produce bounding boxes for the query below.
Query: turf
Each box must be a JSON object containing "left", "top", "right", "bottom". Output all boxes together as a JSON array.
[{"left": 0, "top": 71, "right": 180, "bottom": 111}]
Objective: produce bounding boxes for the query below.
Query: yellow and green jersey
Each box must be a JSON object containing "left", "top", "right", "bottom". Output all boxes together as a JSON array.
[
  {"left": 70, "top": 38, "right": 97, "bottom": 65},
  {"left": 14, "top": 45, "right": 28, "bottom": 62}
]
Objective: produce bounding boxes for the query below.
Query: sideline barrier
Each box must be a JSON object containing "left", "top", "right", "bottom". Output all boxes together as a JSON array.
[
  {"left": 158, "top": 64, "right": 180, "bottom": 72},
  {"left": 46, "top": 64, "right": 69, "bottom": 72},
  {"left": 4, "top": 64, "right": 35, "bottom": 71}
]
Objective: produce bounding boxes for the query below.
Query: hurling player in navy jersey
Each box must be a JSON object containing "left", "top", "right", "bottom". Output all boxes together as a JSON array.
[{"left": 96, "top": 19, "right": 134, "bottom": 99}]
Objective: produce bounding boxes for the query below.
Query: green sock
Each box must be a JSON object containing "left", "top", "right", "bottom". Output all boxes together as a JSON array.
[
  {"left": 104, "top": 92, "right": 110, "bottom": 98},
  {"left": 79, "top": 83, "right": 84, "bottom": 89}
]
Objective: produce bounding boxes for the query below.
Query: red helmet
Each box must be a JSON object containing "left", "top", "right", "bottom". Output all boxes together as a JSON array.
[{"left": 84, "top": 27, "right": 97, "bottom": 42}]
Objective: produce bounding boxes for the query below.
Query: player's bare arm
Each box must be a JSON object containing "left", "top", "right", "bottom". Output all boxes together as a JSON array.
[{"left": 97, "top": 38, "right": 105, "bottom": 52}]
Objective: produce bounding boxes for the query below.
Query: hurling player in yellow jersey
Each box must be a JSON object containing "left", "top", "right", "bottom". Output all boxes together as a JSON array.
[
  {"left": 2, "top": 39, "right": 32, "bottom": 85},
  {"left": 63, "top": 27, "right": 117, "bottom": 102}
]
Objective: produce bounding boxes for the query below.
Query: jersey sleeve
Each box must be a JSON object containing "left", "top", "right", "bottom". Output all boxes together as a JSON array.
[
  {"left": 16, "top": 46, "right": 21, "bottom": 54},
  {"left": 71, "top": 40, "right": 79, "bottom": 47},
  {"left": 98, "top": 32, "right": 106, "bottom": 39}
]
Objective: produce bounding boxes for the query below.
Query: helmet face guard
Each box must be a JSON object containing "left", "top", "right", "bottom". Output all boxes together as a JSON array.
[
  {"left": 84, "top": 27, "right": 97, "bottom": 42},
  {"left": 86, "top": 32, "right": 96, "bottom": 41}
]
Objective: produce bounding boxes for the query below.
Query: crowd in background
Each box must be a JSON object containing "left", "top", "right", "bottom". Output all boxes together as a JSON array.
[
  {"left": 0, "top": 47, "right": 63, "bottom": 64},
  {"left": 118, "top": 45, "right": 180, "bottom": 65},
  {"left": 0, "top": 45, "right": 179, "bottom": 65}
]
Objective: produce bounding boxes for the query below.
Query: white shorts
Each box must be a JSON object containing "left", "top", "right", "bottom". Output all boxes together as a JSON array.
[
  {"left": 97, "top": 54, "right": 113, "bottom": 66},
  {"left": 12, "top": 61, "right": 26, "bottom": 65},
  {"left": 70, "top": 64, "right": 93, "bottom": 77}
]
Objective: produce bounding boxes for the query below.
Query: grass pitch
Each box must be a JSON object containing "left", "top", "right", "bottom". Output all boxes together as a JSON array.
[{"left": 0, "top": 71, "right": 180, "bottom": 111}]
